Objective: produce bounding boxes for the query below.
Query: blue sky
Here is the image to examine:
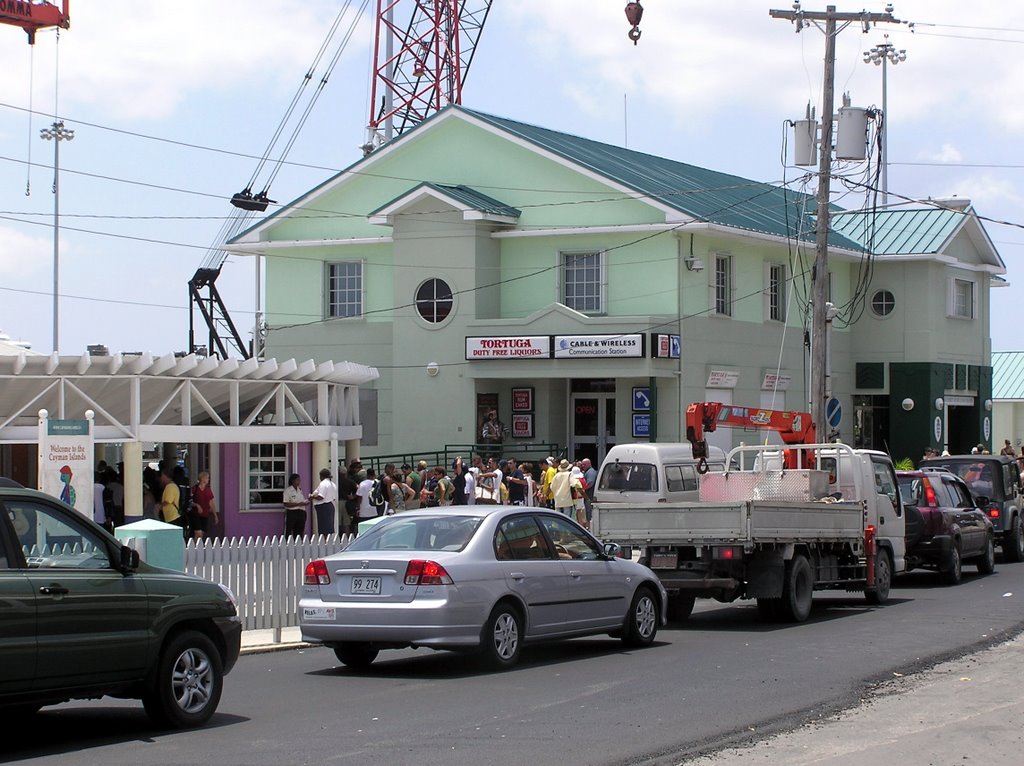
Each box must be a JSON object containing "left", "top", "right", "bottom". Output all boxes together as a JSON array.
[{"left": 0, "top": 0, "right": 1021, "bottom": 355}]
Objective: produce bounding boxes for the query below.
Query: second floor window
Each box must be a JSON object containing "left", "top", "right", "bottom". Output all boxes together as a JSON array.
[
  {"left": 951, "top": 278, "right": 975, "bottom": 319},
  {"left": 714, "top": 254, "right": 732, "bottom": 316},
  {"left": 328, "top": 261, "right": 363, "bottom": 318},
  {"left": 562, "top": 251, "right": 604, "bottom": 314},
  {"left": 768, "top": 263, "right": 786, "bottom": 321}
]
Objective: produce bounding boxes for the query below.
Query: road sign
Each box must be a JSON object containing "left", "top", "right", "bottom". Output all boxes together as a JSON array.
[
  {"left": 826, "top": 397, "right": 842, "bottom": 429},
  {"left": 632, "top": 387, "right": 651, "bottom": 412},
  {"left": 632, "top": 413, "right": 651, "bottom": 439}
]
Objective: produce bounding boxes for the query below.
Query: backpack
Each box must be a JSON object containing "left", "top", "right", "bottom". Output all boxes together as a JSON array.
[{"left": 369, "top": 479, "right": 387, "bottom": 509}]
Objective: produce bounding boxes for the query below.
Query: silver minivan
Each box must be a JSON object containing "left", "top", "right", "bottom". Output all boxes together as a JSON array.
[{"left": 595, "top": 443, "right": 727, "bottom": 504}]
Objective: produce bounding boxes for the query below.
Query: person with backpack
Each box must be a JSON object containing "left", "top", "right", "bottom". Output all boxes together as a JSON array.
[{"left": 356, "top": 468, "right": 384, "bottom": 532}]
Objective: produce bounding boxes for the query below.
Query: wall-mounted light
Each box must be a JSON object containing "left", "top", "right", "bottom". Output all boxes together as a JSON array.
[
  {"left": 684, "top": 256, "right": 704, "bottom": 272},
  {"left": 985, "top": 399, "right": 993, "bottom": 411},
  {"left": 901, "top": 397, "right": 914, "bottom": 411},
  {"left": 934, "top": 397, "right": 944, "bottom": 411},
  {"left": 426, "top": 362, "right": 440, "bottom": 377}
]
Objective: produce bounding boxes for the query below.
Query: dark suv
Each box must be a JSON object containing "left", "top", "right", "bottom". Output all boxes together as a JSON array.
[
  {"left": 897, "top": 469, "right": 996, "bottom": 584},
  {"left": 0, "top": 484, "right": 241, "bottom": 728},
  {"left": 920, "top": 454, "right": 1024, "bottom": 562}
]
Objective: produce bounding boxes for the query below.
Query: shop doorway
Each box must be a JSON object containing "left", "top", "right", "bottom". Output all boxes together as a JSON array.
[{"left": 570, "top": 394, "right": 616, "bottom": 466}]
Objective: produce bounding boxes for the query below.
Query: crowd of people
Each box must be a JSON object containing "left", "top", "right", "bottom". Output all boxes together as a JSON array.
[
  {"left": 297, "top": 453, "right": 600, "bottom": 537},
  {"left": 93, "top": 459, "right": 219, "bottom": 541}
]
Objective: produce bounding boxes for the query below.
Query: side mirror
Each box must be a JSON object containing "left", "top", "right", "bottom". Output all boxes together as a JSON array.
[
  {"left": 119, "top": 545, "right": 140, "bottom": 571},
  {"left": 603, "top": 542, "right": 622, "bottom": 559}
]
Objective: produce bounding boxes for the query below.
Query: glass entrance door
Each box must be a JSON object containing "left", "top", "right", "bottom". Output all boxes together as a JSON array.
[{"left": 570, "top": 394, "right": 616, "bottom": 466}]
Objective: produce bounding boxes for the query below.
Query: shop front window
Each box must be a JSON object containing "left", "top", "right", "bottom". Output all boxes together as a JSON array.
[{"left": 248, "top": 443, "right": 287, "bottom": 506}]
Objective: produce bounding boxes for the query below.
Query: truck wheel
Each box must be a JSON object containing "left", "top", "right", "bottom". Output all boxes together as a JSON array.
[
  {"left": 977, "top": 535, "right": 996, "bottom": 575},
  {"left": 1005, "top": 516, "right": 1024, "bottom": 563},
  {"left": 142, "top": 630, "right": 223, "bottom": 729},
  {"left": 944, "top": 543, "right": 962, "bottom": 585},
  {"left": 333, "top": 643, "right": 379, "bottom": 669},
  {"left": 666, "top": 593, "right": 695, "bottom": 622},
  {"left": 622, "top": 587, "right": 660, "bottom": 647},
  {"left": 865, "top": 549, "right": 892, "bottom": 605},
  {"left": 780, "top": 554, "right": 814, "bottom": 622}
]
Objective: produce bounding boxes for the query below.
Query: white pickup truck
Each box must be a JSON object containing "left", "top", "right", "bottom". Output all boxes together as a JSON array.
[{"left": 592, "top": 443, "right": 907, "bottom": 622}]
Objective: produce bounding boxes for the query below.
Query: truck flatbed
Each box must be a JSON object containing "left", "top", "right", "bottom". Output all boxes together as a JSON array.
[{"left": 593, "top": 500, "right": 866, "bottom": 545}]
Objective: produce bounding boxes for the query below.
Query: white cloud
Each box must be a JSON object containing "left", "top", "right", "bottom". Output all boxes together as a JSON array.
[
  {"left": 940, "top": 174, "right": 1021, "bottom": 208},
  {"left": 920, "top": 143, "right": 963, "bottom": 163},
  {"left": 0, "top": 225, "right": 50, "bottom": 277},
  {"left": 0, "top": 1, "right": 358, "bottom": 121}
]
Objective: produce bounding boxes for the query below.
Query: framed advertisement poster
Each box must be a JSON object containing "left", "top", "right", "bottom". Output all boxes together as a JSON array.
[
  {"left": 511, "top": 387, "right": 534, "bottom": 412},
  {"left": 511, "top": 413, "right": 534, "bottom": 439}
]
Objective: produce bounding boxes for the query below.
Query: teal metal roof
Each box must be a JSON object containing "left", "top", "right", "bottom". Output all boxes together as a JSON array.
[
  {"left": 830, "top": 208, "right": 966, "bottom": 255},
  {"left": 429, "top": 183, "right": 522, "bottom": 218},
  {"left": 457, "top": 107, "right": 862, "bottom": 250},
  {"left": 993, "top": 351, "right": 1024, "bottom": 400},
  {"left": 369, "top": 181, "right": 521, "bottom": 219}
]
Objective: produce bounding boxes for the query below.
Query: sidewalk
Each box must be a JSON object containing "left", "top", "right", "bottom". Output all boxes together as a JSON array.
[
  {"left": 240, "top": 626, "right": 308, "bottom": 654},
  {"left": 686, "top": 632, "right": 1024, "bottom": 765}
]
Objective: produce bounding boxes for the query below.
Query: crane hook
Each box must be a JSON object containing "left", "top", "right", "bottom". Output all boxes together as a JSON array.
[{"left": 625, "top": 2, "right": 644, "bottom": 45}]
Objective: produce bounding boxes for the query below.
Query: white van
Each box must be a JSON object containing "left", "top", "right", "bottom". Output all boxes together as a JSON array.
[{"left": 595, "top": 443, "right": 727, "bottom": 504}]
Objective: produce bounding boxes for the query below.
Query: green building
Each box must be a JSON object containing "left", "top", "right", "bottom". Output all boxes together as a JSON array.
[{"left": 228, "top": 106, "right": 1004, "bottom": 466}]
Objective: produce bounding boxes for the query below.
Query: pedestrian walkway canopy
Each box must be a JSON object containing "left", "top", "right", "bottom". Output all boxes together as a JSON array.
[{"left": 0, "top": 352, "right": 379, "bottom": 445}]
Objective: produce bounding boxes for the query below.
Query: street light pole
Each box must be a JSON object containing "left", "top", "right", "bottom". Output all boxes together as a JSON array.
[
  {"left": 864, "top": 38, "right": 906, "bottom": 207},
  {"left": 40, "top": 120, "right": 74, "bottom": 354}
]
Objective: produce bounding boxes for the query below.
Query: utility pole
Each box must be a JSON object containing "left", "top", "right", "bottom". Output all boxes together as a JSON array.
[{"left": 769, "top": 3, "right": 898, "bottom": 440}]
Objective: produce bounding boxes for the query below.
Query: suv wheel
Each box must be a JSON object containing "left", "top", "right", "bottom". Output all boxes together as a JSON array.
[
  {"left": 977, "top": 535, "right": 996, "bottom": 575},
  {"left": 143, "top": 630, "right": 224, "bottom": 729},
  {"left": 1005, "top": 516, "right": 1024, "bottom": 563},
  {"left": 944, "top": 543, "right": 963, "bottom": 585}
]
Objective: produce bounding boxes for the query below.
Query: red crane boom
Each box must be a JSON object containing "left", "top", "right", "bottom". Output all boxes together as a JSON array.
[
  {"left": 685, "top": 401, "right": 817, "bottom": 473},
  {"left": 0, "top": 1, "right": 69, "bottom": 44}
]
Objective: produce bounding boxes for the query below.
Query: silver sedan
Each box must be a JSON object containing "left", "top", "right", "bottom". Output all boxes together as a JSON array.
[{"left": 299, "top": 505, "right": 667, "bottom": 669}]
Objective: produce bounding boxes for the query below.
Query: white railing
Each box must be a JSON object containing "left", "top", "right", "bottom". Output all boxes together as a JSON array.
[{"left": 183, "top": 534, "right": 353, "bottom": 640}]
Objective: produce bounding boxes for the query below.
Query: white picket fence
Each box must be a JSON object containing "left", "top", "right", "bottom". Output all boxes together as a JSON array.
[{"left": 183, "top": 534, "right": 354, "bottom": 641}]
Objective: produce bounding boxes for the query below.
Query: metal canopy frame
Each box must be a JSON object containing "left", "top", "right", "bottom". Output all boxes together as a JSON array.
[{"left": 0, "top": 352, "right": 379, "bottom": 445}]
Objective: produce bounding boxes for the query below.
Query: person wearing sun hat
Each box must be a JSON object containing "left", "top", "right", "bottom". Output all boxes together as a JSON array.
[{"left": 550, "top": 459, "right": 575, "bottom": 516}]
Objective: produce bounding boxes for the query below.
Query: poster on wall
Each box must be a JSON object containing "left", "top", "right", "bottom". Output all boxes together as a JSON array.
[
  {"left": 511, "top": 414, "right": 534, "bottom": 439},
  {"left": 37, "top": 411, "right": 94, "bottom": 517},
  {"left": 511, "top": 387, "right": 534, "bottom": 412}
]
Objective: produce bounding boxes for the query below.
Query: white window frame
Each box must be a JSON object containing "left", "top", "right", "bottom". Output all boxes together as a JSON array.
[
  {"left": 243, "top": 443, "right": 288, "bottom": 510},
  {"left": 560, "top": 251, "right": 606, "bottom": 315},
  {"left": 948, "top": 277, "right": 976, "bottom": 320},
  {"left": 712, "top": 253, "right": 733, "bottom": 317},
  {"left": 326, "top": 260, "right": 364, "bottom": 319},
  {"left": 765, "top": 262, "right": 786, "bottom": 322}
]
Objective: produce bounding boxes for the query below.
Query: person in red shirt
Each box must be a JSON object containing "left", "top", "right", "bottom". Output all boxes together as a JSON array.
[{"left": 190, "top": 471, "right": 219, "bottom": 541}]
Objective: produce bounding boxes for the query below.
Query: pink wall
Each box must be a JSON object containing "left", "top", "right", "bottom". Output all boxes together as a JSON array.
[{"left": 219, "top": 442, "right": 314, "bottom": 540}]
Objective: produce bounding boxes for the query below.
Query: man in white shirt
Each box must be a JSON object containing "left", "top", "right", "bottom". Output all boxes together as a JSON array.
[
  {"left": 356, "top": 468, "right": 382, "bottom": 526},
  {"left": 309, "top": 468, "right": 338, "bottom": 535}
]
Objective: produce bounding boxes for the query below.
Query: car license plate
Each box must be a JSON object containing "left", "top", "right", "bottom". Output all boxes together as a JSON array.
[
  {"left": 351, "top": 576, "right": 381, "bottom": 595},
  {"left": 302, "top": 606, "right": 336, "bottom": 621},
  {"left": 651, "top": 552, "right": 678, "bottom": 569}
]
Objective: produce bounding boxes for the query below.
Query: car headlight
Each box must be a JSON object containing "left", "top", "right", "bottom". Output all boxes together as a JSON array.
[{"left": 218, "top": 583, "right": 239, "bottom": 613}]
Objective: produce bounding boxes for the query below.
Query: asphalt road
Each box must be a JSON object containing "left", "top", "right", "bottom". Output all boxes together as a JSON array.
[{"left": 6, "top": 561, "right": 1024, "bottom": 766}]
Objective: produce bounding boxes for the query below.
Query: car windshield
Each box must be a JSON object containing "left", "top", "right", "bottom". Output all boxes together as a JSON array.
[
  {"left": 344, "top": 515, "right": 483, "bottom": 553},
  {"left": 598, "top": 462, "right": 658, "bottom": 492}
]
